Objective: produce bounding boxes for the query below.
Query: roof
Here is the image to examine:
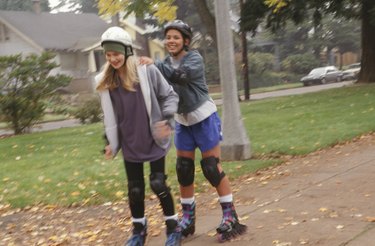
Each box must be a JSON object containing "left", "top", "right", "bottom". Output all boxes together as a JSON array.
[{"left": 0, "top": 10, "right": 110, "bottom": 51}]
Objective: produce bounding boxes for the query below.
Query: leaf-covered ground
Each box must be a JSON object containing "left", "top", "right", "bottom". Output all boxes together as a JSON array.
[{"left": 1, "top": 133, "right": 375, "bottom": 246}]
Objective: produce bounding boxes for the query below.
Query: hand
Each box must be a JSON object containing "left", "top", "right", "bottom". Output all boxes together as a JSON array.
[
  {"left": 139, "top": 56, "right": 154, "bottom": 65},
  {"left": 153, "top": 120, "right": 172, "bottom": 139},
  {"left": 104, "top": 145, "right": 112, "bottom": 160}
]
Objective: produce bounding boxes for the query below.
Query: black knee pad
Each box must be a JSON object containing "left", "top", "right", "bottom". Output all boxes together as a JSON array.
[
  {"left": 176, "top": 157, "right": 195, "bottom": 187},
  {"left": 128, "top": 180, "right": 145, "bottom": 205},
  {"left": 149, "top": 172, "right": 170, "bottom": 199},
  {"left": 200, "top": 156, "right": 225, "bottom": 187}
]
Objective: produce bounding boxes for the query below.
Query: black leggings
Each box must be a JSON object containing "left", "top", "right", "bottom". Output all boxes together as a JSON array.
[{"left": 124, "top": 156, "right": 175, "bottom": 218}]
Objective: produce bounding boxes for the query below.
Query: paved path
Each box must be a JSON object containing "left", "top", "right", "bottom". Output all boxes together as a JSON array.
[
  {"left": 149, "top": 133, "right": 375, "bottom": 245},
  {"left": 0, "top": 118, "right": 81, "bottom": 136},
  {"left": 215, "top": 81, "right": 353, "bottom": 105},
  {"left": 248, "top": 81, "right": 353, "bottom": 100}
]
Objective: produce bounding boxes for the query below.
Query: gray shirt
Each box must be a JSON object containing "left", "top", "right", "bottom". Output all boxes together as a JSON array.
[
  {"left": 110, "top": 81, "right": 166, "bottom": 162},
  {"left": 95, "top": 64, "right": 179, "bottom": 158}
]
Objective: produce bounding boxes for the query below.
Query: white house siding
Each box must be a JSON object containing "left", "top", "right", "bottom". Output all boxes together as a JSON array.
[
  {"left": 148, "top": 39, "right": 165, "bottom": 60},
  {"left": 55, "top": 52, "right": 88, "bottom": 78},
  {"left": 0, "top": 29, "right": 41, "bottom": 56},
  {"left": 55, "top": 51, "right": 94, "bottom": 93}
]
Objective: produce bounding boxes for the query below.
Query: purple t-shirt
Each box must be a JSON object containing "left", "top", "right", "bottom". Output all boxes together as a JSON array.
[{"left": 109, "top": 80, "right": 166, "bottom": 162}]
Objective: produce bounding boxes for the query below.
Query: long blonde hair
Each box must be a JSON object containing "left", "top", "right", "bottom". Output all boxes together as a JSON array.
[{"left": 96, "top": 56, "right": 139, "bottom": 91}]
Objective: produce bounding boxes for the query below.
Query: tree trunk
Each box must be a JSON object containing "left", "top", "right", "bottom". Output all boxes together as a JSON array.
[
  {"left": 240, "top": 0, "right": 250, "bottom": 101},
  {"left": 193, "top": 0, "right": 216, "bottom": 45},
  {"left": 358, "top": 0, "right": 375, "bottom": 83},
  {"left": 241, "top": 30, "right": 250, "bottom": 101},
  {"left": 214, "top": 0, "right": 251, "bottom": 161}
]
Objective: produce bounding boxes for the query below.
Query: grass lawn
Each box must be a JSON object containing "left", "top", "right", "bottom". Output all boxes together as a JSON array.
[{"left": 1, "top": 83, "right": 375, "bottom": 208}]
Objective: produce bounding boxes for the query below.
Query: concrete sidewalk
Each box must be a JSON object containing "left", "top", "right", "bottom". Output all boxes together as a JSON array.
[
  {"left": 150, "top": 134, "right": 375, "bottom": 245},
  {"left": 0, "top": 118, "right": 81, "bottom": 136}
]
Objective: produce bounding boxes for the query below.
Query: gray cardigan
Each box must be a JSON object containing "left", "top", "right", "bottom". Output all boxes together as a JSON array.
[{"left": 95, "top": 64, "right": 179, "bottom": 157}]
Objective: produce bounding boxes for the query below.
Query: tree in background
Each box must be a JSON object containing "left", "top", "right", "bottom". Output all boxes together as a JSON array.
[
  {"left": 0, "top": 52, "right": 71, "bottom": 134},
  {"left": 97, "top": 0, "right": 176, "bottom": 23},
  {"left": 241, "top": 0, "right": 375, "bottom": 83},
  {"left": 0, "top": 0, "right": 50, "bottom": 11},
  {"left": 324, "top": 18, "right": 361, "bottom": 69}
]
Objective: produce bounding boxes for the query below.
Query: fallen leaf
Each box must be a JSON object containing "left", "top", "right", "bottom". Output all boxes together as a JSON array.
[
  {"left": 207, "top": 230, "right": 216, "bottom": 237},
  {"left": 71, "top": 191, "right": 80, "bottom": 196},
  {"left": 299, "top": 238, "right": 309, "bottom": 245},
  {"left": 239, "top": 215, "right": 249, "bottom": 221},
  {"left": 115, "top": 191, "right": 124, "bottom": 198}
]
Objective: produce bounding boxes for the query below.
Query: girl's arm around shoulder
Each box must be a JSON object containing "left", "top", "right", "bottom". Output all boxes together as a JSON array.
[
  {"left": 180, "top": 50, "right": 205, "bottom": 79},
  {"left": 145, "top": 64, "right": 179, "bottom": 124}
]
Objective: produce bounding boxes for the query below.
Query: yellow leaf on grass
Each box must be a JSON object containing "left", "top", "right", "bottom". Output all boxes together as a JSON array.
[
  {"left": 115, "top": 191, "right": 124, "bottom": 198},
  {"left": 78, "top": 183, "right": 86, "bottom": 190},
  {"left": 71, "top": 191, "right": 80, "bottom": 196}
]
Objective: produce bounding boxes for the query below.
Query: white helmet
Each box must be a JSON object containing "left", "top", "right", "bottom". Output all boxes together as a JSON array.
[{"left": 101, "top": 26, "right": 132, "bottom": 47}]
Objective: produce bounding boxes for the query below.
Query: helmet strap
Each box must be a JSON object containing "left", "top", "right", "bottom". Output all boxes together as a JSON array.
[{"left": 125, "top": 46, "right": 133, "bottom": 58}]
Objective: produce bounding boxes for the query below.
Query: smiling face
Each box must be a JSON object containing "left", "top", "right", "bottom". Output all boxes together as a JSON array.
[
  {"left": 105, "top": 51, "right": 125, "bottom": 69},
  {"left": 165, "top": 29, "right": 189, "bottom": 58}
]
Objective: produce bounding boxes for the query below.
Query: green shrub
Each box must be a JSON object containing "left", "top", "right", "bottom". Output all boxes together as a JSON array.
[
  {"left": 248, "top": 52, "right": 275, "bottom": 75},
  {"left": 282, "top": 53, "right": 320, "bottom": 74},
  {"left": 73, "top": 96, "right": 102, "bottom": 124},
  {"left": 0, "top": 52, "right": 71, "bottom": 134},
  {"left": 249, "top": 71, "right": 302, "bottom": 88}
]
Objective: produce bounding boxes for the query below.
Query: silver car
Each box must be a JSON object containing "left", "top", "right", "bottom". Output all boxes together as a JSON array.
[
  {"left": 342, "top": 63, "right": 361, "bottom": 81},
  {"left": 301, "top": 66, "right": 343, "bottom": 86}
]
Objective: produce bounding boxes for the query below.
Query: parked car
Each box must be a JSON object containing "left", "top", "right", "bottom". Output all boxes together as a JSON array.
[
  {"left": 342, "top": 63, "right": 361, "bottom": 81},
  {"left": 301, "top": 66, "right": 343, "bottom": 86}
]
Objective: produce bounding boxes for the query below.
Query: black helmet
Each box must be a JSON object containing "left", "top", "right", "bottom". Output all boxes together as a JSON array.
[{"left": 164, "top": 20, "right": 192, "bottom": 40}]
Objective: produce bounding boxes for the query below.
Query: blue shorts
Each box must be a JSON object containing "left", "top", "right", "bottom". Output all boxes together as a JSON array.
[{"left": 174, "top": 112, "right": 222, "bottom": 152}]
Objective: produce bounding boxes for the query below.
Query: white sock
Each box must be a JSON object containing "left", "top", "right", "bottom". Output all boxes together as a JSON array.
[
  {"left": 219, "top": 194, "right": 233, "bottom": 203},
  {"left": 180, "top": 197, "right": 195, "bottom": 205},
  {"left": 164, "top": 214, "right": 178, "bottom": 221},
  {"left": 132, "top": 217, "right": 146, "bottom": 225}
]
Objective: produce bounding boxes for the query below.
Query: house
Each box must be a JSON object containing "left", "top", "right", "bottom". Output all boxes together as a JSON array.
[
  {"left": 0, "top": 3, "right": 166, "bottom": 93},
  {"left": 0, "top": 5, "right": 111, "bottom": 93}
]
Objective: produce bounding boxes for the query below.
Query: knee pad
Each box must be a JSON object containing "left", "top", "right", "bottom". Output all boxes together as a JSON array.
[
  {"left": 176, "top": 157, "right": 195, "bottom": 187},
  {"left": 149, "top": 172, "right": 170, "bottom": 199},
  {"left": 200, "top": 156, "right": 225, "bottom": 187},
  {"left": 128, "top": 180, "right": 145, "bottom": 204}
]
